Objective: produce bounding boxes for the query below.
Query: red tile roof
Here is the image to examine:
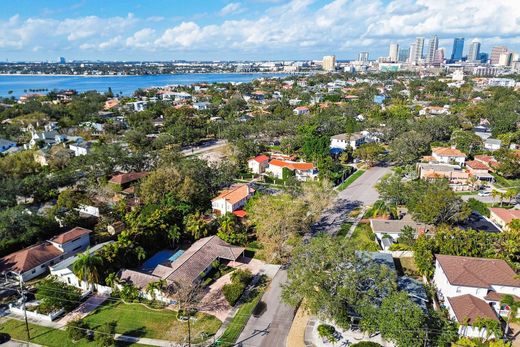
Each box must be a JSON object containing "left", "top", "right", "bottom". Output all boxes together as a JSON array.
[
  {"left": 448, "top": 294, "right": 498, "bottom": 324},
  {"left": 269, "top": 159, "right": 314, "bottom": 171},
  {"left": 250, "top": 155, "right": 269, "bottom": 163},
  {"left": 51, "top": 227, "right": 91, "bottom": 244},
  {"left": 465, "top": 160, "right": 489, "bottom": 170},
  {"left": 212, "top": 184, "right": 253, "bottom": 205},
  {"left": 0, "top": 243, "right": 63, "bottom": 274},
  {"left": 432, "top": 147, "right": 466, "bottom": 158},
  {"left": 109, "top": 172, "right": 148, "bottom": 185},
  {"left": 436, "top": 254, "right": 520, "bottom": 288},
  {"left": 232, "top": 210, "right": 247, "bottom": 218},
  {"left": 489, "top": 208, "right": 520, "bottom": 225}
]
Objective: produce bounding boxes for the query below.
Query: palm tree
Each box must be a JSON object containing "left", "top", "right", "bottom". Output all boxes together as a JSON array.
[
  {"left": 167, "top": 224, "right": 180, "bottom": 248},
  {"left": 218, "top": 213, "right": 236, "bottom": 236},
  {"left": 500, "top": 295, "right": 520, "bottom": 338},
  {"left": 184, "top": 212, "right": 208, "bottom": 240},
  {"left": 146, "top": 279, "right": 167, "bottom": 302},
  {"left": 369, "top": 200, "right": 398, "bottom": 219},
  {"left": 72, "top": 249, "right": 103, "bottom": 290},
  {"left": 105, "top": 272, "right": 118, "bottom": 289}
]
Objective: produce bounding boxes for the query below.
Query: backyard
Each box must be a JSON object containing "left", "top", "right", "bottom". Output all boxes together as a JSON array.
[
  {"left": 0, "top": 319, "right": 150, "bottom": 347},
  {"left": 82, "top": 301, "right": 221, "bottom": 344}
]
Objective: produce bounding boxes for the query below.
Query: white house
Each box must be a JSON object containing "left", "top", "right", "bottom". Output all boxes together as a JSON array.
[
  {"left": 433, "top": 254, "right": 520, "bottom": 338},
  {"left": 431, "top": 147, "right": 466, "bottom": 165},
  {"left": 293, "top": 106, "right": 310, "bottom": 115},
  {"left": 50, "top": 241, "right": 113, "bottom": 295},
  {"left": 267, "top": 159, "right": 318, "bottom": 181},
  {"left": 193, "top": 101, "right": 211, "bottom": 110},
  {"left": 130, "top": 101, "right": 147, "bottom": 112},
  {"left": 0, "top": 227, "right": 91, "bottom": 281},
  {"left": 330, "top": 132, "right": 366, "bottom": 150},
  {"left": 484, "top": 138, "right": 502, "bottom": 152},
  {"left": 211, "top": 184, "right": 254, "bottom": 215},
  {"left": 69, "top": 142, "right": 92, "bottom": 156},
  {"left": 369, "top": 219, "right": 431, "bottom": 250},
  {"left": 247, "top": 155, "right": 269, "bottom": 174}
]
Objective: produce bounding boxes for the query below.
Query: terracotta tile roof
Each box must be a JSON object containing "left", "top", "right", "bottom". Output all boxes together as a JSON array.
[
  {"left": 109, "top": 172, "right": 148, "bottom": 185},
  {"left": 448, "top": 294, "right": 499, "bottom": 324},
  {"left": 484, "top": 291, "right": 520, "bottom": 302},
  {"left": 466, "top": 160, "right": 489, "bottom": 171},
  {"left": 489, "top": 208, "right": 520, "bottom": 225},
  {"left": 211, "top": 184, "right": 253, "bottom": 205},
  {"left": 269, "top": 159, "right": 315, "bottom": 171},
  {"left": 474, "top": 155, "right": 498, "bottom": 167},
  {"left": 50, "top": 227, "right": 91, "bottom": 244},
  {"left": 0, "top": 243, "right": 63, "bottom": 274},
  {"left": 432, "top": 147, "right": 466, "bottom": 158},
  {"left": 436, "top": 254, "right": 520, "bottom": 288},
  {"left": 232, "top": 210, "right": 247, "bottom": 218},
  {"left": 249, "top": 155, "right": 269, "bottom": 163}
]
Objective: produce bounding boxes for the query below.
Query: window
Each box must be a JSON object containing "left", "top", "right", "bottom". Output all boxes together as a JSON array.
[
  {"left": 31, "top": 269, "right": 36, "bottom": 274},
  {"left": 72, "top": 245, "right": 82, "bottom": 252},
  {"left": 456, "top": 287, "right": 461, "bottom": 293},
  {"left": 41, "top": 265, "right": 46, "bottom": 269}
]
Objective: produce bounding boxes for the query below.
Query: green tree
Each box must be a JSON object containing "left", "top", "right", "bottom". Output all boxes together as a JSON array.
[
  {"left": 184, "top": 211, "right": 209, "bottom": 240},
  {"left": 217, "top": 213, "right": 247, "bottom": 245},
  {"left": 450, "top": 130, "right": 483, "bottom": 155},
  {"left": 410, "top": 184, "right": 470, "bottom": 225},
  {"left": 72, "top": 249, "right": 104, "bottom": 289},
  {"left": 354, "top": 142, "right": 385, "bottom": 167},
  {"left": 94, "top": 320, "right": 116, "bottom": 347},
  {"left": 36, "top": 276, "right": 81, "bottom": 312},
  {"left": 389, "top": 131, "right": 432, "bottom": 165}
]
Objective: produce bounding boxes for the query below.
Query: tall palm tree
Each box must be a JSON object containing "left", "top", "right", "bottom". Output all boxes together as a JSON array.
[
  {"left": 72, "top": 249, "right": 103, "bottom": 290},
  {"left": 218, "top": 213, "right": 236, "bottom": 236},
  {"left": 184, "top": 212, "right": 208, "bottom": 240},
  {"left": 105, "top": 272, "right": 118, "bottom": 289}
]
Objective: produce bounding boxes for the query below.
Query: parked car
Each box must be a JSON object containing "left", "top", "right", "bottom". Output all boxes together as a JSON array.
[
  {"left": 0, "top": 333, "right": 11, "bottom": 344},
  {"left": 478, "top": 191, "right": 490, "bottom": 197}
]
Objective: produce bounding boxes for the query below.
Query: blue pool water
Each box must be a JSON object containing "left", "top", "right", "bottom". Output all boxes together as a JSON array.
[{"left": 140, "top": 249, "right": 184, "bottom": 272}]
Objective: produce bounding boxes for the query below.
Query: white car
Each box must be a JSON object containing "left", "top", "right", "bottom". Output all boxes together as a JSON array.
[{"left": 478, "top": 191, "right": 490, "bottom": 197}]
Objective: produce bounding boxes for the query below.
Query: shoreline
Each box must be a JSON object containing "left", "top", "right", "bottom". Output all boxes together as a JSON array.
[{"left": 0, "top": 72, "right": 296, "bottom": 77}]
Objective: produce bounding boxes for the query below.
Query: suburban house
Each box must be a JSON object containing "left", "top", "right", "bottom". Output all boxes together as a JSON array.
[
  {"left": 474, "top": 155, "right": 499, "bottom": 171},
  {"left": 193, "top": 101, "right": 211, "bottom": 110},
  {"left": 488, "top": 208, "right": 520, "bottom": 231},
  {"left": 433, "top": 255, "right": 520, "bottom": 338},
  {"left": 129, "top": 101, "right": 147, "bottom": 112},
  {"left": 118, "top": 236, "right": 245, "bottom": 302},
  {"left": 266, "top": 159, "right": 318, "bottom": 181},
  {"left": 369, "top": 217, "right": 432, "bottom": 250},
  {"left": 0, "top": 227, "right": 91, "bottom": 281},
  {"left": 484, "top": 138, "right": 502, "bottom": 152},
  {"left": 108, "top": 172, "right": 148, "bottom": 190},
  {"left": 211, "top": 184, "right": 254, "bottom": 216},
  {"left": 293, "top": 106, "right": 310, "bottom": 115},
  {"left": 465, "top": 160, "right": 494, "bottom": 182},
  {"left": 247, "top": 155, "right": 269, "bottom": 174},
  {"left": 330, "top": 132, "right": 366, "bottom": 150},
  {"left": 69, "top": 142, "right": 92, "bottom": 156},
  {"left": 50, "top": 241, "right": 113, "bottom": 294},
  {"left": 431, "top": 147, "right": 466, "bottom": 165},
  {"left": 0, "top": 138, "right": 16, "bottom": 153},
  {"left": 417, "top": 163, "right": 472, "bottom": 191}
]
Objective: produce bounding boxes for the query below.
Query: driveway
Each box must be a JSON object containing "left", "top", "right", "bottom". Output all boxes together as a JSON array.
[
  {"left": 312, "top": 166, "right": 391, "bottom": 235},
  {"left": 236, "top": 269, "right": 295, "bottom": 347},
  {"left": 57, "top": 295, "right": 108, "bottom": 326}
]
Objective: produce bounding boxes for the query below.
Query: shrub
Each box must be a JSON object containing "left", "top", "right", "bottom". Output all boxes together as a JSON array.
[
  {"left": 36, "top": 276, "right": 81, "bottom": 312},
  {"left": 350, "top": 342, "right": 383, "bottom": 347},
  {"left": 317, "top": 324, "right": 337, "bottom": 343},
  {"left": 230, "top": 269, "right": 253, "bottom": 286},
  {"left": 95, "top": 320, "right": 116, "bottom": 347},
  {"left": 120, "top": 283, "right": 139, "bottom": 302},
  {"left": 466, "top": 198, "right": 490, "bottom": 217},
  {"left": 67, "top": 319, "right": 89, "bottom": 342},
  {"left": 222, "top": 282, "right": 246, "bottom": 306}
]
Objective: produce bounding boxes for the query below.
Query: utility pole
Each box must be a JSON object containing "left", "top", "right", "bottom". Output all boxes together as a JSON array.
[{"left": 18, "top": 276, "right": 31, "bottom": 341}]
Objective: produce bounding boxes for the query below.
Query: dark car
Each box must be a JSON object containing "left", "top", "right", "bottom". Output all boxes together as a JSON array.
[{"left": 0, "top": 333, "right": 11, "bottom": 344}]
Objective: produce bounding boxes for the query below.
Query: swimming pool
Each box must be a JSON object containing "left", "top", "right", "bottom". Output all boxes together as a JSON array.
[{"left": 140, "top": 249, "right": 185, "bottom": 272}]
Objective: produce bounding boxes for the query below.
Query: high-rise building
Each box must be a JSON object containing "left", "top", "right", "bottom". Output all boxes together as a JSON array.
[
  {"left": 358, "top": 52, "right": 369, "bottom": 62},
  {"left": 389, "top": 43, "right": 399, "bottom": 62},
  {"left": 434, "top": 48, "right": 445, "bottom": 64},
  {"left": 479, "top": 52, "right": 489, "bottom": 64},
  {"left": 322, "top": 55, "right": 336, "bottom": 71},
  {"left": 411, "top": 37, "right": 424, "bottom": 64},
  {"left": 426, "top": 35, "right": 438, "bottom": 64},
  {"left": 498, "top": 52, "right": 512, "bottom": 66},
  {"left": 467, "top": 41, "right": 481, "bottom": 62},
  {"left": 398, "top": 48, "right": 409, "bottom": 62},
  {"left": 490, "top": 46, "right": 508, "bottom": 65},
  {"left": 451, "top": 38, "right": 465, "bottom": 61},
  {"left": 59, "top": 57, "right": 66, "bottom": 64}
]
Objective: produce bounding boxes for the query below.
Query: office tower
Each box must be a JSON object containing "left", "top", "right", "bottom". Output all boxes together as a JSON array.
[
  {"left": 451, "top": 38, "right": 465, "bottom": 61},
  {"left": 358, "top": 52, "right": 369, "bottom": 62},
  {"left": 398, "top": 48, "right": 409, "bottom": 62},
  {"left": 426, "top": 35, "right": 438, "bottom": 64},
  {"left": 467, "top": 41, "right": 481, "bottom": 62},
  {"left": 490, "top": 46, "right": 508, "bottom": 64},
  {"left": 434, "top": 48, "right": 445, "bottom": 64},
  {"left": 59, "top": 57, "right": 66, "bottom": 64},
  {"left": 512, "top": 52, "right": 519, "bottom": 62},
  {"left": 498, "top": 52, "right": 512, "bottom": 66},
  {"left": 322, "top": 55, "right": 336, "bottom": 71},
  {"left": 389, "top": 43, "right": 399, "bottom": 62},
  {"left": 409, "top": 43, "right": 417, "bottom": 63}
]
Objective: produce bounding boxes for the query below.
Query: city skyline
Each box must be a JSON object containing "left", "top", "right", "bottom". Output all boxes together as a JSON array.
[{"left": 1, "top": 0, "right": 520, "bottom": 61}]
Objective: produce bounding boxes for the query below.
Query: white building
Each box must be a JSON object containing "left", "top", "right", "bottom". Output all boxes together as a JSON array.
[
  {"left": 431, "top": 147, "right": 466, "bottom": 166},
  {"left": 130, "top": 101, "right": 147, "bottom": 112},
  {"left": 69, "top": 142, "right": 91, "bottom": 156},
  {"left": 322, "top": 55, "right": 336, "bottom": 71},
  {"left": 433, "top": 255, "right": 520, "bottom": 338},
  {"left": 484, "top": 138, "right": 502, "bottom": 151},
  {"left": 211, "top": 184, "right": 254, "bottom": 216},
  {"left": 247, "top": 155, "right": 269, "bottom": 174},
  {"left": 266, "top": 159, "right": 318, "bottom": 181},
  {"left": 389, "top": 43, "right": 399, "bottom": 62},
  {"left": 330, "top": 132, "right": 366, "bottom": 150}
]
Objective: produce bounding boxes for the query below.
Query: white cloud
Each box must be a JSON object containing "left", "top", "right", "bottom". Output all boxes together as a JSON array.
[{"left": 220, "top": 3, "right": 245, "bottom": 16}]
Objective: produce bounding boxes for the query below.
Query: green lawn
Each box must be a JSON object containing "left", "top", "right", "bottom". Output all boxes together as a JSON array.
[
  {"left": 0, "top": 319, "right": 150, "bottom": 347},
  {"left": 83, "top": 301, "right": 221, "bottom": 344},
  {"left": 337, "top": 170, "right": 366, "bottom": 191},
  {"left": 217, "top": 288, "right": 264, "bottom": 347},
  {"left": 336, "top": 222, "right": 353, "bottom": 237},
  {"left": 350, "top": 223, "right": 380, "bottom": 251},
  {"left": 492, "top": 174, "right": 520, "bottom": 189}
]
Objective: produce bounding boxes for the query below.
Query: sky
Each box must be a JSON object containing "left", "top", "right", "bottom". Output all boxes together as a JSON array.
[{"left": 1, "top": 0, "right": 520, "bottom": 62}]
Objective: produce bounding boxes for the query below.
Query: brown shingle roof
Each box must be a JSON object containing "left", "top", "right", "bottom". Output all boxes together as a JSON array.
[
  {"left": 448, "top": 294, "right": 498, "bottom": 324},
  {"left": 50, "top": 227, "right": 91, "bottom": 244},
  {"left": 484, "top": 291, "right": 520, "bottom": 302},
  {"left": 119, "top": 269, "right": 159, "bottom": 290},
  {"left": 436, "top": 254, "right": 520, "bottom": 288},
  {"left": 109, "top": 172, "right": 147, "bottom": 185},
  {"left": 0, "top": 243, "right": 63, "bottom": 274}
]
